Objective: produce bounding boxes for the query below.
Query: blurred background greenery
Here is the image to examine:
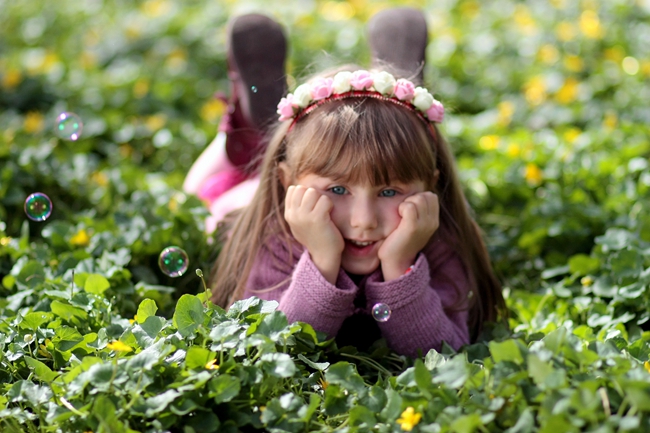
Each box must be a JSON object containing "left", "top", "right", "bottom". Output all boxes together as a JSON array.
[{"left": 1, "top": 0, "right": 649, "bottom": 317}]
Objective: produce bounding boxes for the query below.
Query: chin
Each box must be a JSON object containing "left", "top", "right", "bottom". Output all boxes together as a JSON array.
[{"left": 341, "top": 259, "right": 381, "bottom": 277}]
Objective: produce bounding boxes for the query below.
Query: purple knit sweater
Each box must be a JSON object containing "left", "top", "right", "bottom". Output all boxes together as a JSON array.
[{"left": 243, "top": 231, "right": 471, "bottom": 357}]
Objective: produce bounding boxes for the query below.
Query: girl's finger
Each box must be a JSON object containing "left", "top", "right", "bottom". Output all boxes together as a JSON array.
[
  {"left": 399, "top": 201, "right": 418, "bottom": 222},
  {"left": 290, "top": 185, "right": 307, "bottom": 210},
  {"left": 301, "top": 187, "right": 320, "bottom": 212},
  {"left": 313, "top": 194, "right": 333, "bottom": 216}
]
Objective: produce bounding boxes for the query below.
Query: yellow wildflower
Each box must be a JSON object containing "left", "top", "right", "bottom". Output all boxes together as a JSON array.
[
  {"left": 581, "top": 276, "right": 594, "bottom": 286},
  {"left": 506, "top": 144, "right": 521, "bottom": 158},
  {"left": 145, "top": 114, "right": 166, "bottom": 132},
  {"left": 205, "top": 359, "right": 219, "bottom": 370},
  {"left": 603, "top": 46, "right": 625, "bottom": 63},
  {"left": 70, "top": 229, "right": 90, "bottom": 247},
  {"left": 580, "top": 10, "right": 603, "bottom": 39},
  {"left": 0, "top": 237, "right": 11, "bottom": 246},
  {"left": 497, "top": 101, "right": 515, "bottom": 126},
  {"left": 396, "top": 407, "right": 422, "bottom": 432},
  {"left": 549, "top": 0, "right": 566, "bottom": 8},
  {"left": 555, "top": 77, "right": 579, "bottom": 104},
  {"left": 460, "top": 1, "right": 480, "bottom": 19},
  {"left": 142, "top": 0, "right": 171, "bottom": 17},
  {"left": 106, "top": 340, "right": 133, "bottom": 352},
  {"left": 523, "top": 76, "right": 547, "bottom": 106},
  {"left": 556, "top": 22, "right": 576, "bottom": 41},
  {"left": 644, "top": 361, "right": 650, "bottom": 373},
  {"left": 24, "top": 112, "right": 44, "bottom": 134},
  {"left": 200, "top": 98, "right": 226, "bottom": 123},
  {"left": 168, "top": 196, "right": 179, "bottom": 212},
  {"left": 2, "top": 69, "right": 22, "bottom": 89},
  {"left": 564, "top": 128, "right": 581, "bottom": 144},
  {"left": 524, "top": 163, "right": 543, "bottom": 186},
  {"left": 125, "top": 23, "right": 142, "bottom": 40},
  {"left": 319, "top": 1, "right": 355, "bottom": 21},
  {"left": 91, "top": 171, "right": 109, "bottom": 187},
  {"left": 603, "top": 111, "right": 617, "bottom": 130},
  {"left": 318, "top": 377, "right": 329, "bottom": 390},
  {"left": 514, "top": 5, "right": 537, "bottom": 35},
  {"left": 538, "top": 44, "right": 559, "bottom": 65},
  {"left": 133, "top": 79, "right": 149, "bottom": 98},
  {"left": 479, "top": 135, "right": 500, "bottom": 151},
  {"left": 166, "top": 49, "right": 187, "bottom": 71},
  {"left": 564, "top": 55, "right": 584, "bottom": 72}
]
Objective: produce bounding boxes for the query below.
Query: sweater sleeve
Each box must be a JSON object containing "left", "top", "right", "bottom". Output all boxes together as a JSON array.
[
  {"left": 364, "top": 249, "right": 470, "bottom": 357},
  {"left": 244, "top": 244, "right": 359, "bottom": 338}
]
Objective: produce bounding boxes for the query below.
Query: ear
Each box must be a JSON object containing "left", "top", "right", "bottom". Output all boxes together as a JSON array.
[
  {"left": 432, "top": 169, "right": 440, "bottom": 189},
  {"left": 278, "top": 162, "right": 291, "bottom": 188}
]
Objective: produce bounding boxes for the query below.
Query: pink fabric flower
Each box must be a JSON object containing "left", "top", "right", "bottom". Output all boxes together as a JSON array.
[
  {"left": 350, "top": 70, "right": 374, "bottom": 90},
  {"left": 426, "top": 99, "right": 445, "bottom": 123},
  {"left": 277, "top": 94, "right": 296, "bottom": 121},
  {"left": 394, "top": 79, "right": 415, "bottom": 101},
  {"left": 311, "top": 77, "right": 335, "bottom": 101}
]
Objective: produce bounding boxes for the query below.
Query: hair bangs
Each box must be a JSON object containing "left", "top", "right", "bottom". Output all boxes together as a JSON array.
[{"left": 287, "top": 98, "right": 437, "bottom": 187}]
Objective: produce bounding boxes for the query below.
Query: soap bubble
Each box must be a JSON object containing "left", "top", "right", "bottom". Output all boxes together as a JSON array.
[
  {"left": 24, "top": 193, "right": 53, "bottom": 221},
  {"left": 371, "top": 303, "right": 391, "bottom": 322},
  {"left": 55, "top": 112, "right": 83, "bottom": 141},
  {"left": 158, "top": 246, "right": 189, "bottom": 277}
]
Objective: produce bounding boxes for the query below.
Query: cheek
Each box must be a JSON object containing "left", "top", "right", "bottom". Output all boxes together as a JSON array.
[
  {"left": 382, "top": 201, "right": 403, "bottom": 232},
  {"left": 328, "top": 201, "right": 347, "bottom": 230}
]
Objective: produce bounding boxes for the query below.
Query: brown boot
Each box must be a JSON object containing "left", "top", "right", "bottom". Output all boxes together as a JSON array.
[
  {"left": 224, "top": 13, "right": 287, "bottom": 170},
  {"left": 367, "top": 7, "right": 428, "bottom": 86}
]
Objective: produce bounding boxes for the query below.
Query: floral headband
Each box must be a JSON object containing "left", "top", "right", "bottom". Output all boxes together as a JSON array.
[{"left": 276, "top": 70, "right": 444, "bottom": 129}]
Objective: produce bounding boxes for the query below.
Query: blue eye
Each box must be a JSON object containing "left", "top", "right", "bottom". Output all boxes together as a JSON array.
[
  {"left": 330, "top": 186, "right": 346, "bottom": 195},
  {"left": 380, "top": 189, "right": 397, "bottom": 197}
]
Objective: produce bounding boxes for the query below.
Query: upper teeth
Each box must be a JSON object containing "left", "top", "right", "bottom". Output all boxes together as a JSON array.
[{"left": 351, "top": 240, "right": 372, "bottom": 246}]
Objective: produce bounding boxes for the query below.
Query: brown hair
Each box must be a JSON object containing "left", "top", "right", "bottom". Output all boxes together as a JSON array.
[{"left": 209, "top": 72, "right": 506, "bottom": 341}]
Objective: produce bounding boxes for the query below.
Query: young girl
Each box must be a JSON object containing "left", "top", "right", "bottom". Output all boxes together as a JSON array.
[{"left": 209, "top": 68, "right": 506, "bottom": 357}]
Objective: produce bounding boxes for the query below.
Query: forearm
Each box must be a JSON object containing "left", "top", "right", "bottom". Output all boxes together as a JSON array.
[
  {"left": 277, "top": 250, "right": 357, "bottom": 337},
  {"left": 366, "top": 254, "right": 470, "bottom": 357}
]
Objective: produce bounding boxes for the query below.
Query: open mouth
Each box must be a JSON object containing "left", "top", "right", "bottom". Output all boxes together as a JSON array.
[
  {"left": 348, "top": 239, "right": 374, "bottom": 247},
  {"left": 345, "top": 239, "right": 377, "bottom": 255}
]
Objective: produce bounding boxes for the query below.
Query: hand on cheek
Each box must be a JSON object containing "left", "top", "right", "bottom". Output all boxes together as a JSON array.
[
  {"left": 378, "top": 192, "right": 439, "bottom": 281},
  {"left": 284, "top": 185, "right": 344, "bottom": 284}
]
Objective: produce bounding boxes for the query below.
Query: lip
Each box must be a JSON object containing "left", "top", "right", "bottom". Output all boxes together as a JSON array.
[{"left": 344, "top": 239, "right": 377, "bottom": 256}]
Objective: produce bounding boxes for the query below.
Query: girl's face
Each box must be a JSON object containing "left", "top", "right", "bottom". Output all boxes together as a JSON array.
[{"left": 291, "top": 172, "right": 427, "bottom": 276}]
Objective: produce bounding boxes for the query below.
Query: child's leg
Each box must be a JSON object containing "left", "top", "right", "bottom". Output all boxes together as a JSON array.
[
  {"left": 367, "top": 7, "right": 428, "bottom": 86},
  {"left": 183, "top": 13, "right": 286, "bottom": 220}
]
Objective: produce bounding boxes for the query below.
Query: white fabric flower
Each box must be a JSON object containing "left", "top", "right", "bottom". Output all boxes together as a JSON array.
[
  {"left": 332, "top": 71, "right": 353, "bottom": 94},
  {"left": 412, "top": 87, "right": 434, "bottom": 111},
  {"left": 293, "top": 83, "right": 313, "bottom": 108},
  {"left": 373, "top": 71, "right": 396, "bottom": 95}
]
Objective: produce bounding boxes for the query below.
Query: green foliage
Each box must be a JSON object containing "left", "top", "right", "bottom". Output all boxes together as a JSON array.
[{"left": 2, "top": 0, "right": 650, "bottom": 431}]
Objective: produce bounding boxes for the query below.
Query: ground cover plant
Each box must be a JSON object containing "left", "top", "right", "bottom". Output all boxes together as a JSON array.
[{"left": 1, "top": 0, "right": 650, "bottom": 431}]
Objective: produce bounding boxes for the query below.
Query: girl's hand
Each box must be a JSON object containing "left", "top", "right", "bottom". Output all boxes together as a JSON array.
[
  {"left": 378, "top": 191, "right": 439, "bottom": 281},
  {"left": 284, "top": 185, "right": 344, "bottom": 284}
]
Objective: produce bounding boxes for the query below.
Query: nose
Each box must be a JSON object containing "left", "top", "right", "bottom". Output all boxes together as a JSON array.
[{"left": 350, "top": 197, "right": 378, "bottom": 230}]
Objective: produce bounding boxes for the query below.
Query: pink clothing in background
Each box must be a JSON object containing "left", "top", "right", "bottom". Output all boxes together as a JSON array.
[{"left": 244, "top": 231, "right": 471, "bottom": 357}]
